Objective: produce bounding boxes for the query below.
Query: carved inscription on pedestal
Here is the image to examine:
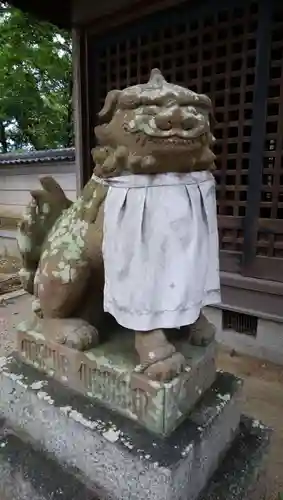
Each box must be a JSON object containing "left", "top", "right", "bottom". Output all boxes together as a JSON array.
[
  {"left": 21, "top": 338, "right": 69, "bottom": 375},
  {"left": 17, "top": 324, "right": 216, "bottom": 436},
  {"left": 79, "top": 364, "right": 133, "bottom": 409}
]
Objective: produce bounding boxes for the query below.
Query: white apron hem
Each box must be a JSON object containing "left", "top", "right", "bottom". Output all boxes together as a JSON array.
[{"left": 105, "top": 290, "right": 221, "bottom": 331}]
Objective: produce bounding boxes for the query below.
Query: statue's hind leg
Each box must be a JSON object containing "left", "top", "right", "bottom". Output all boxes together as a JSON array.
[{"left": 181, "top": 311, "right": 216, "bottom": 347}]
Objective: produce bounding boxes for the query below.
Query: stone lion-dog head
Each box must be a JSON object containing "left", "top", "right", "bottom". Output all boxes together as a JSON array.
[{"left": 93, "top": 69, "right": 216, "bottom": 177}]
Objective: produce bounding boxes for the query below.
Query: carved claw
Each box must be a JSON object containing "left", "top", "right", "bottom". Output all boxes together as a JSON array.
[
  {"left": 135, "top": 329, "right": 185, "bottom": 382},
  {"left": 136, "top": 352, "right": 186, "bottom": 382}
]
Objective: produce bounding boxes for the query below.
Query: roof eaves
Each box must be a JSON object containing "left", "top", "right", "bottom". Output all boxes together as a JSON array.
[{"left": 0, "top": 148, "right": 75, "bottom": 166}]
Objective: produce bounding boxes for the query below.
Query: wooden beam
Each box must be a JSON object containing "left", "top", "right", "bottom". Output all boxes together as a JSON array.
[
  {"left": 85, "top": 0, "right": 189, "bottom": 35},
  {"left": 8, "top": 0, "right": 71, "bottom": 29}
]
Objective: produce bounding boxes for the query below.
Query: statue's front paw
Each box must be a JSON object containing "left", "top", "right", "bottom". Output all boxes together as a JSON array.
[
  {"left": 41, "top": 319, "right": 99, "bottom": 351},
  {"left": 57, "top": 321, "right": 99, "bottom": 350},
  {"left": 135, "top": 329, "right": 185, "bottom": 382},
  {"left": 142, "top": 352, "right": 186, "bottom": 382}
]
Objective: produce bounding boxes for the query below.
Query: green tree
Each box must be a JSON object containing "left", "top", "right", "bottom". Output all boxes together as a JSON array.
[{"left": 0, "top": 2, "right": 72, "bottom": 152}]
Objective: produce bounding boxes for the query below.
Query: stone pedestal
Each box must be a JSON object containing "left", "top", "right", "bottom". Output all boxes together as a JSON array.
[
  {"left": 0, "top": 318, "right": 270, "bottom": 500},
  {"left": 17, "top": 321, "right": 216, "bottom": 435},
  {"left": 0, "top": 355, "right": 239, "bottom": 500},
  {"left": 0, "top": 356, "right": 271, "bottom": 500}
]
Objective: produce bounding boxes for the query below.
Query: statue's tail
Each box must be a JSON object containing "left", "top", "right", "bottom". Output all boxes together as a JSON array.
[{"left": 17, "top": 176, "right": 73, "bottom": 294}]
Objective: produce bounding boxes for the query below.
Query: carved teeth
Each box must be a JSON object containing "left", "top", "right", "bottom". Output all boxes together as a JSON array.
[{"left": 133, "top": 131, "right": 207, "bottom": 148}]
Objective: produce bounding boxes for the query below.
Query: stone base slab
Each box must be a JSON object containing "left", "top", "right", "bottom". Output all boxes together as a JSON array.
[
  {"left": 0, "top": 416, "right": 270, "bottom": 500},
  {"left": 200, "top": 416, "right": 271, "bottom": 500},
  {"left": 0, "top": 418, "right": 97, "bottom": 500},
  {"left": 17, "top": 321, "right": 216, "bottom": 435},
  {"left": 0, "top": 356, "right": 242, "bottom": 500}
]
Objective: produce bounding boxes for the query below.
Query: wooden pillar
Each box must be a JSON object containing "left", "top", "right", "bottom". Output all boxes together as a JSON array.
[
  {"left": 242, "top": 0, "right": 272, "bottom": 273},
  {"left": 72, "top": 28, "right": 93, "bottom": 192}
]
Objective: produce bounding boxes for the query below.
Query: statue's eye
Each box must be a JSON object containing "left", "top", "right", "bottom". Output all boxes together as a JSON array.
[
  {"left": 184, "top": 106, "right": 198, "bottom": 115},
  {"left": 142, "top": 106, "right": 159, "bottom": 115},
  {"left": 119, "top": 93, "right": 139, "bottom": 109},
  {"left": 192, "top": 106, "right": 208, "bottom": 116}
]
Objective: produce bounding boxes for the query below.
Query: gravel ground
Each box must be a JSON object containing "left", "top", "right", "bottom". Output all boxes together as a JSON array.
[
  {"left": 217, "top": 348, "right": 283, "bottom": 500},
  {"left": 0, "top": 294, "right": 282, "bottom": 499},
  {"left": 0, "top": 292, "right": 32, "bottom": 355},
  {"left": 0, "top": 257, "right": 22, "bottom": 296},
  {"left": 0, "top": 257, "right": 21, "bottom": 274}
]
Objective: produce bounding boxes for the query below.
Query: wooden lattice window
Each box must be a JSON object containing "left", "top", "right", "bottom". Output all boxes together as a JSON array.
[
  {"left": 258, "top": 6, "right": 283, "bottom": 259},
  {"left": 212, "top": 4, "right": 258, "bottom": 258},
  {"left": 94, "top": 1, "right": 258, "bottom": 269}
]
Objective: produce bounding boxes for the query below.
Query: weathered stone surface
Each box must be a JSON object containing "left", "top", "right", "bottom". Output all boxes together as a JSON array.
[
  {"left": 0, "top": 418, "right": 97, "bottom": 500},
  {"left": 17, "top": 323, "right": 216, "bottom": 435},
  {"left": 0, "top": 416, "right": 270, "bottom": 500},
  {"left": 16, "top": 69, "right": 219, "bottom": 384},
  {"left": 200, "top": 416, "right": 272, "bottom": 500},
  {"left": 0, "top": 356, "right": 242, "bottom": 500}
]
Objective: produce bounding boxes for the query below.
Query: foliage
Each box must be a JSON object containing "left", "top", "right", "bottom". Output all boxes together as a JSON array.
[{"left": 0, "top": 2, "right": 72, "bottom": 152}]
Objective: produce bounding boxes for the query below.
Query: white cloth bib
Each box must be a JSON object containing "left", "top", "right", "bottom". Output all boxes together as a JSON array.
[{"left": 96, "top": 171, "right": 221, "bottom": 331}]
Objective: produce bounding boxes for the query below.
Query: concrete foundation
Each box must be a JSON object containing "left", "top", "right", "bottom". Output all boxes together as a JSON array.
[
  {"left": 205, "top": 306, "right": 283, "bottom": 366},
  {"left": 0, "top": 416, "right": 270, "bottom": 500},
  {"left": 0, "top": 418, "right": 97, "bottom": 500}
]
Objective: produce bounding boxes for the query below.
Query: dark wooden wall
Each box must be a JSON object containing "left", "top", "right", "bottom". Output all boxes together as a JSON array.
[{"left": 77, "top": 0, "right": 283, "bottom": 284}]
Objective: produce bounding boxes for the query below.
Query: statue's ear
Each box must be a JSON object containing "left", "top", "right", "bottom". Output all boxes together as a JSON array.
[{"left": 98, "top": 89, "right": 122, "bottom": 124}]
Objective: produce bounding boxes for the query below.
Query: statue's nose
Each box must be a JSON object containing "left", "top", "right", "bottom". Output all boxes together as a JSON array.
[
  {"left": 155, "top": 106, "right": 198, "bottom": 130},
  {"left": 168, "top": 107, "right": 183, "bottom": 127},
  {"left": 154, "top": 107, "right": 181, "bottom": 130}
]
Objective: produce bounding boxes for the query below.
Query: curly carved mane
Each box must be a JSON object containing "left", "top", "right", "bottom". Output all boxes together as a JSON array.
[{"left": 98, "top": 90, "right": 122, "bottom": 124}]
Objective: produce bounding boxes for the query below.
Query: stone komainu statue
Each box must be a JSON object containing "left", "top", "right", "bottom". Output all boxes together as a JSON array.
[{"left": 17, "top": 69, "right": 220, "bottom": 382}]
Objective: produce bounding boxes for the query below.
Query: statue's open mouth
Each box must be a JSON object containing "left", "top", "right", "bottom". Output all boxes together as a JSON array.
[
  {"left": 125, "top": 118, "right": 208, "bottom": 142},
  {"left": 140, "top": 122, "right": 207, "bottom": 140},
  {"left": 134, "top": 131, "right": 208, "bottom": 149}
]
